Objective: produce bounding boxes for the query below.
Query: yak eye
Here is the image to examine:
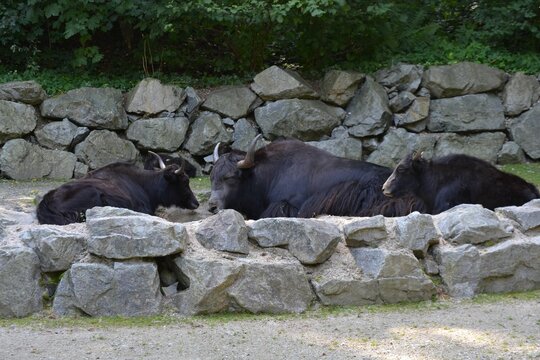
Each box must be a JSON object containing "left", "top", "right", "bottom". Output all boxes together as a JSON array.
[{"left": 396, "top": 166, "right": 405, "bottom": 174}]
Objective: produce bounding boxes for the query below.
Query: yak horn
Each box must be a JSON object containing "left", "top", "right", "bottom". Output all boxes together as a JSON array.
[
  {"left": 148, "top": 151, "right": 166, "bottom": 169},
  {"left": 412, "top": 151, "right": 423, "bottom": 160},
  {"left": 174, "top": 159, "right": 185, "bottom": 174},
  {"left": 237, "top": 134, "right": 262, "bottom": 169},
  {"left": 213, "top": 143, "right": 221, "bottom": 163}
]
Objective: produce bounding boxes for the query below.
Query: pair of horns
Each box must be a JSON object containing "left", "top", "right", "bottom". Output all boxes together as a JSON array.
[
  {"left": 148, "top": 151, "right": 184, "bottom": 174},
  {"left": 212, "top": 134, "right": 262, "bottom": 169}
]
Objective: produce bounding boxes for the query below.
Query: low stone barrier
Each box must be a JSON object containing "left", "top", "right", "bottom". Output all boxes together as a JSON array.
[{"left": 1, "top": 200, "right": 539, "bottom": 318}]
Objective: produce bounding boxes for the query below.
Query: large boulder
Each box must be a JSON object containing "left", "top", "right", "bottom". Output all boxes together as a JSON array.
[
  {"left": 0, "top": 208, "right": 35, "bottom": 240},
  {"left": 201, "top": 86, "right": 261, "bottom": 119},
  {"left": 126, "top": 116, "right": 189, "bottom": 151},
  {"left": 74, "top": 130, "right": 139, "bottom": 169},
  {"left": 172, "top": 252, "right": 315, "bottom": 315},
  {"left": 250, "top": 65, "right": 318, "bottom": 100},
  {"left": 367, "top": 128, "right": 438, "bottom": 167},
  {"left": 307, "top": 137, "right": 363, "bottom": 160},
  {"left": 180, "top": 86, "right": 202, "bottom": 120},
  {"left": 422, "top": 62, "right": 507, "bottom": 98},
  {"left": 35, "top": 119, "right": 89, "bottom": 150},
  {"left": 53, "top": 259, "right": 162, "bottom": 316},
  {"left": 477, "top": 237, "right": 540, "bottom": 294},
  {"left": 41, "top": 87, "right": 128, "bottom": 130},
  {"left": 434, "top": 132, "right": 506, "bottom": 163},
  {"left": 125, "top": 78, "right": 185, "bottom": 115},
  {"left": 395, "top": 212, "right": 440, "bottom": 258},
  {"left": 507, "top": 102, "right": 540, "bottom": 159},
  {"left": 496, "top": 200, "right": 540, "bottom": 232},
  {"left": 342, "top": 215, "right": 388, "bottom": 248},
  {"left": 19, "top": 224, "right": 87, "bottom": 272},
  {"left": 434, "top": 244, "right": 480, "bottom": 297},
  {"left": 497, "top": 141, "right": 526, "bottom": 164},
  {"left": 231, "top": 118, "right": 260, "bottom": 152},
  {"left": 248, "top": 218, "right": 343, "bottom": 264},
  {"left": 320, "top": 70, "right": 364, "bottom": 106},
  {"left": 254, "top": 99, "right": 344, "bottom": 141},
  {"left": 427, "top": 94, "right": 505, "bottom": 132},
  {"left": 375, "top": 63, "right": 423, "bottom": 93},
  {"left": 502, "top": 72, "right": 540, "bottom": 116},
  {"left": 0, "top": 100, "right": 38, "bottom": 145},
  {"left": 86, "top": 207, "right": 188, "bottom": 259},
  {"left": 393, "top": 97, "right": 430, "bottom": 130},
  {"left": 183, "top": 111, "right": 232, "bottom": 156},
  {"left": 434, "top": 204, "right": 512, "bottom": 245},
  {"left": 0, "top": 245, "right": 42, "bottom": 317},
  {"left": 194, "top": 210, "right": 249, "bottom": 254},
  {"left": 344, "top": 77, "right": 392, "bottom": 137},
  {"left": 0, "top": 139, "right": 76, "bottom": 179},
  {"left": 0, "top": 80, "right": 47, "bottom": 105}
]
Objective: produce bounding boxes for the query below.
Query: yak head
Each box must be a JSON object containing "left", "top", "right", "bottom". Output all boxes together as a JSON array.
[
  {"left": 382, "top": 151, "right": 425, "bottom": 197},
  {"left": 149, "top": 151, "right": 199, "bottom": 210},
  {"left": 208, "top": 135, "right": 261, "bottom": 214}
]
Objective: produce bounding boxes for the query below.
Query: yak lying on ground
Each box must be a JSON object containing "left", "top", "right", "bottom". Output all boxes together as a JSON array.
[
  {"left": 143, "top": 152, "right": 197, "bottom": 178},
  {"left": 37, "top": 153, "right": 199, "bottom": 225},
  {"left": 209, "top": 135, "right": 426, "bottom": 219},
  {"left": 382, "top": 152, "right": 540, "bottom": 214}
]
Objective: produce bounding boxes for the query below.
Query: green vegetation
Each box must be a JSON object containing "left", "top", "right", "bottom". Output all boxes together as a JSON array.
[
  {"left": 501, "top": 163, "right": 540, "bottom": 188},
  {"left": 1, "top": 1, "right": 539, "bottom": 94},
  {"left": 189, "top": 177, "right": 211, "bottom": 192}
]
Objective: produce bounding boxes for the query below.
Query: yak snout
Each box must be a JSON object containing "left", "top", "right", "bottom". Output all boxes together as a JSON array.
[{"left": 382, "top": 175, "right": 394, "bottom": 197}]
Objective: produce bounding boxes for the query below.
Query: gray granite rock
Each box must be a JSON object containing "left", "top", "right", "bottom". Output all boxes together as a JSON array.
[
  {"left": 35, "top": 119, "right": 89, "bottom": 150},
  {"left": 254, "top": 99, "right": 344, "bottom": 141},
  {"left": 422, "top": 62, "right": 506, "bottom": 98},
  {"left": 126, "top": 116, "right": 189, "bottom": 151},
  {"left": 502, "top": 72, "right": 540, "bottom": 116},
  {"left": 343, "top": 215, "right": 387, "bottom": 247},
  {"left": 507, "top": 102, "right": 540, "bottom": 159},
  {"left": 395, "top": 212, "right": 439, "bottom": 258},
  {"left": 202, "top": 86, "right": 260, "bottom": 119},
  {"left": 394, "top": 97, "right": 430, "bottom": 128},
  {"left": 375, "top": 63, "right": 423, "bottom": 93},
  {"left": 125, "top": 78, "right": 185, "bottom": 115},
  {"left": 231, "top": 118, "right": 260, "bottom": 152},
  {"left": 74, "top": 130, "right": 139, "bottom": 169},
  {"left": 19, "top": 224, "right": 87, "bottom": 272},
  {"left": 434, "top": 204, "right": 512, "bottom": 245},
  {"left": 183, "top": 111, "right": 232, "bottom": 156},
  {"left": 53, "top": 259, "right": 162, "bottom": 316},
  {"left": 344, "top": 77, "right": 392, "bottom": 137},
  {"left": 433, "top": 244, "right": 480, "bottom": 298},
  {"left": 86, "top": 207, "right": 187, "bottom": 259},
  {"left": 434, "top": 132, "right": 506, "bottom": 163},
  {"left": 0, "top": 80, "right": 47, "bottom": 105},
  {"left": 427, "top": 94, "right": 505, "bottom": 132},
  {"left": 320, "top": 70, "right": 364, "bottom": 106},
  {"left": 251, "top": 65, "right": 318, "bottom": 100},
  {"left": 496, "top": 200, "right": 540, "bottom": 232},
  {"left": 41, "top": 87, "right": 128, "bottom": 129},
  {"left": 389, "top": 91, "right": 416, "bottom": 113},
  {"left": 194, "top": 210, "right": 249, "bottom": 254},
  {"left": 0, "top": 100, "right": 38, "bottom": 145},
  {"left": 497, "top": 141, "right": 526, "bottom": 164},
  {"left": 0, "top": 245, "right": 42, "bottom": 317},
  {"left": 307, "top": 137, "right": 363, "bottom": 160},
  {"left": 0, "top": 139, "right": 76, "bottom": 179}
]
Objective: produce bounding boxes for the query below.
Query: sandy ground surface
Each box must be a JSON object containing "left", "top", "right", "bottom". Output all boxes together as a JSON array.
[
  {"left": 0, "top": 298, "right": 539, "bottom": 360},
  {"left": 1, "top": 180, "right": 539, "bottom": 359}
]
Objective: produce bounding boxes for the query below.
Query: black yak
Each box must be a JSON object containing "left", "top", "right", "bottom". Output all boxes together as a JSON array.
[
  {"left": 209, "top": 135, "right": 426, "bottom": 219},
  {"left": 382, "top": 152, "right": 540, "bottom": 214},
  {"left": 37, "top": 152, "right": 199, "bottom": 225}
]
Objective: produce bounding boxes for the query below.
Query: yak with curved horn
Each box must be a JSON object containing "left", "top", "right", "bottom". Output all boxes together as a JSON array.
[{"left": 208, "top": 135, "right": 426, "bottom": 219}]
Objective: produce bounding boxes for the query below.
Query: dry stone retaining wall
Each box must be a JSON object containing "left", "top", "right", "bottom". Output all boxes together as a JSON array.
[
  {"left": 1, "top": 61, "right": 539, "bottom": 180},
  {"left": 1, "top": 200, "right": 539, "bottom": 318}
]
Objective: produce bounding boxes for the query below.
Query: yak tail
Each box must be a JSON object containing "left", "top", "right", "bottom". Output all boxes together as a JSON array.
[{"left": 297, "top": 181, "right": 427, "bottom": 218}]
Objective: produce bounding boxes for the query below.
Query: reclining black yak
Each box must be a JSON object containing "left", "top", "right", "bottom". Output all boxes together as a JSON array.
[
  {"left": 382, "top": 152, "right": 540, "bottom": 214},
  {"left": 37, "top": 152, "right": 199, "bottom": 225},
  {"left": 209, "top": 135, "right": 426, "bottom": 219}
]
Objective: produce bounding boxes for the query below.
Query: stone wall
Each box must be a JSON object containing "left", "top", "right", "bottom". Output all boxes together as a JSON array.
[
  {"left": 1, "top": 61, "right": 539, "bottom": 180},
  {"left": 1, "top": 200, "right": 539, "bottom": 318}
]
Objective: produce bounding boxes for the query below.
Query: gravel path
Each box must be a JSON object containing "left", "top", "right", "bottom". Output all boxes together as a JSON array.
[{"left": 1, "top": 297, "right": 539, "bottom": 360}]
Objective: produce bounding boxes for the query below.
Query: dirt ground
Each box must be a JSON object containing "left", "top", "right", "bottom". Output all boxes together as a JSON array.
[
  {"left": 0, "top": 297, "right": 539, "bottom": 360},
  {"left": 1, "top": 180, "right": 539, "bottom": 359}
]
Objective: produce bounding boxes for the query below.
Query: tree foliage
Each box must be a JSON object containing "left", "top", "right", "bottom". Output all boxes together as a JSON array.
[{"left": 1, "top": 0, "right": 539, "bottom": 77}]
